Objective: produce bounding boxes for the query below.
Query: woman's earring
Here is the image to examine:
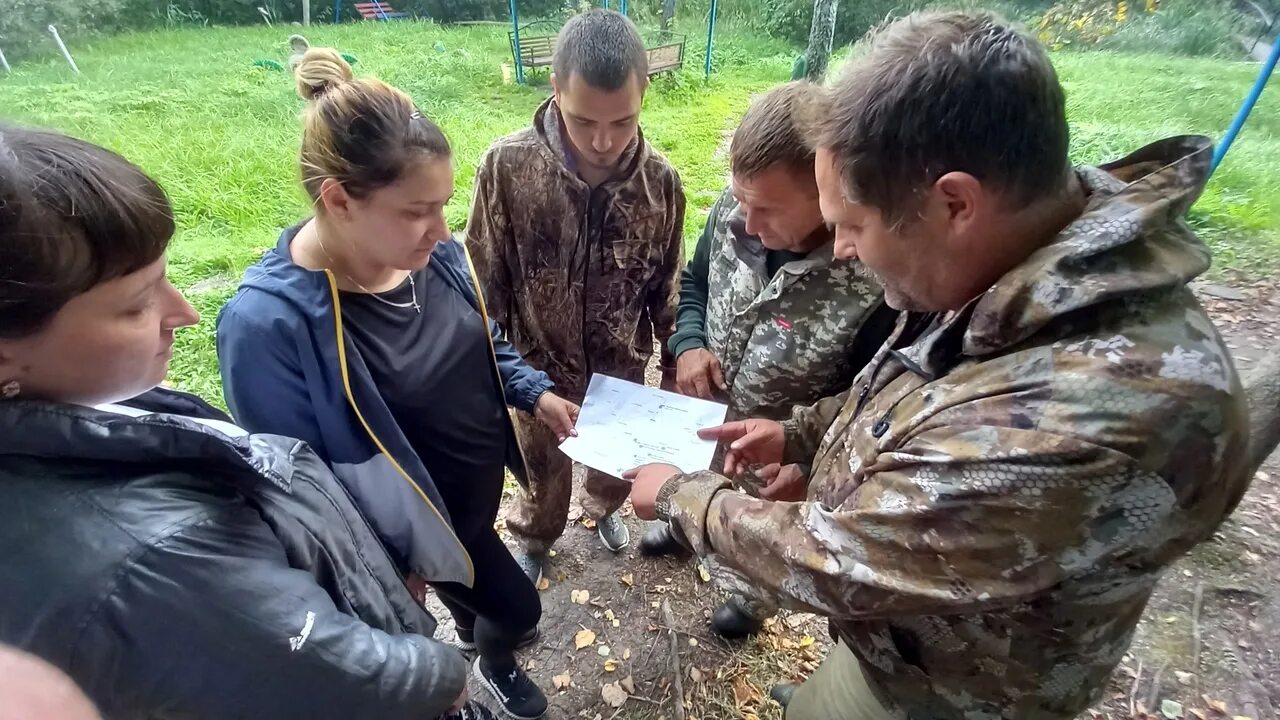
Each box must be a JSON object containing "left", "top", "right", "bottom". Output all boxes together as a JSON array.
[{"left": 1, "top": 380, "right": 20, "bottom": 399}]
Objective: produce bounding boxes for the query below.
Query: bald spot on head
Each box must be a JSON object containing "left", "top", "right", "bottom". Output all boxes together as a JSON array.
[{"left": 0, "top": 645, "right": 102, "bottom": 720}]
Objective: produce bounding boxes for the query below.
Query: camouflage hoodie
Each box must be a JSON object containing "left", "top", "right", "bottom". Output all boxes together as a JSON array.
[
  {"left": 465, "top": 98, "right": 686, "bottom": 399},
  {"left": 694, "top": 189, "right": 892, "bottom": 421},
  {"left": 658, "top": 136, "right": 1251, "bottom": 719}
]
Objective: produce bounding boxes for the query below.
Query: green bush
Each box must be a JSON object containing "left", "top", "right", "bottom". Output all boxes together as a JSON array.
[
  {"left": 747, "top": 0, "right": 1055, "bottom": 47},
  {"left": 0, "top": 0, "right": 131, "bottom": 61},
  {"left": 1098, "top": 0, "right": 1252, "bottom": 57}
]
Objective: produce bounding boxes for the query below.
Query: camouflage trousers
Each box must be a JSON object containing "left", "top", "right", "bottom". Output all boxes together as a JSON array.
[{"left": 506, "top": 410, "right": 631, "bottom": 552}]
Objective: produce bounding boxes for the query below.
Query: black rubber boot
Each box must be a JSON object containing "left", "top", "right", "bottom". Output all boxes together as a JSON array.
[
  {"left": 638, "top": 522, "right": 684, "bottom": 557},
  {"left": 710, "top": 598, "right": 765, "bottom": 639},
  {"left": 770, "top": 683, "right": 798, "bottom": 708}
]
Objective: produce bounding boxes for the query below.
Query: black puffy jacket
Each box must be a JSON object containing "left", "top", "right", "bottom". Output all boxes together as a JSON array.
[{"left": 0, "top": 389, "right": 467, "bottom": 719}]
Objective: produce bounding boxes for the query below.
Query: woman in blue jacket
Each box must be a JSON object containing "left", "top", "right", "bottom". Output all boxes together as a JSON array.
[{"left": 216, "top": 49, "right": 575, "bottom": 720}]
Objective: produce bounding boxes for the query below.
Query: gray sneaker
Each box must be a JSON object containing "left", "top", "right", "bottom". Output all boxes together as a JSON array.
[
  {"left": 515, "top": 551, "right": 546, "bottom": 585},
  {"left": 596, "top": 512, "right": 630, "bottom": 552}
]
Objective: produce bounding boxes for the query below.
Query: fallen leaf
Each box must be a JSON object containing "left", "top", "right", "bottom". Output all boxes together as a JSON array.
[
  {"left": 1162, "top": 699, "right": 1184, "bottom": 719},
  {"left": 689, "top": 667, "right": 704, "bottom": 683},
  {"left": 605, "top": 609, "right": 616, "bottom": 621},
  {"left": 697, "top": 564, "right": 711, "bottom": 582},
  {"left": 536, "top": 577, "right": 550, "bottom": 591},
  {"left": 601, "top": 681, "right": 628, "bottom": 708},
  {"left": 552, "top": 673, "right": 572, "bottom": 691},
  {"left": 1207, "top": 699, "right": 1229, "bottom": 715},
  {"left": 604, "top": 659, "right": 618, "bottom": 672},
  {"left": 598, "top": 645, "right": 611, "bottom": 657},
  {"left": 612, "top": 619, "right": 620, "bottom": 627},
  {"left": 688, "top": 637, "right": 699, "bottom": 647},
  {"left": 571, "top": 589, "right": 591, "bottom": 605},
  {"left": 1175, "top": 671, "right": 1196, "bottom": 686},
  {"left": 620, "top": 675, "right": 636, "bottom": 694},
  {"left": 799, "top": 635, "right": 816, "bottom": 648},
  {"left": 1231, "top": 717, "right": 1253, "bottom": 720},
  {"left": 623, "top": 648, "right": 632, "bottom": 660},
  {"left": 582, "top": 518, "right": 597, "bottom": 529},
  {"left": 1189, "top": 709, "right": 1208, "bottom": 720},
  {"left": 575, "top": 629, "right": 597, "bottom": 649},
  {"left": 732, "top": 676, "right": 764, "bottom": 709},
  {"left": 548, "top": 549, "right": 558, "bottom": 557},
  {"left": 620, "top": 573, "right": 634, "bottom": 587}
]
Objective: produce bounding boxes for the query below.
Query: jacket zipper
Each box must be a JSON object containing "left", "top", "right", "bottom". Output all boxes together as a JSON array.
[{"left": 459, "top": 245, "right": 534, "bottom": 484}]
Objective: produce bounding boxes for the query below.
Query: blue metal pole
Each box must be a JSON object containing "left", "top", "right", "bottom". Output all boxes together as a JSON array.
[
  {"left": 1212, "top": 32, "right": 1280, "bottom": 174},
  {"left": 704, "top": 0, "right": 718, "bottom": 79},
  {"left": 333, "top": 0, "right": 340, "bottom": 24},
  {"left": 620, "top": 0, "right": 628, "bottom": 15},
  {"left": 509, "top": 0, "right": 524, "bottom": 85}
]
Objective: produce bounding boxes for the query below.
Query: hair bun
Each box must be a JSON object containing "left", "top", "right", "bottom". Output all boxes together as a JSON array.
[{"left": 295, "top": 48, "right": 355, "bottom": 102}]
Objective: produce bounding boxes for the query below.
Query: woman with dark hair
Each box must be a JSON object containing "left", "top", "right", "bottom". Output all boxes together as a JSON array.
[
  {"left": 0, "top": 124, "right": 493, "bottom": 720},
  {"left": 216, "top": 49, "right": 567, "bottom": 720}
]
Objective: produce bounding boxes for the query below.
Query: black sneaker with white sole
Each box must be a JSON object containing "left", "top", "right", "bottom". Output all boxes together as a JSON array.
[
  {"left": 472, "top": 657, "right": 548, "bottom": 720},
  {"left": 454, "top": 625, "right": 541, "bottom": 653}
]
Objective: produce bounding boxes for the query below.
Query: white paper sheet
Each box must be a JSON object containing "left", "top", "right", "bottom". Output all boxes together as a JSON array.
[{"left": 558, "top": 373, "right": 729, "bottom": 480}]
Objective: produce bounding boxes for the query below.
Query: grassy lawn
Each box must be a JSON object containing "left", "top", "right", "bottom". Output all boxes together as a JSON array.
[{"left": 1, "top": 21, "right": 1277, "bottom": 404}]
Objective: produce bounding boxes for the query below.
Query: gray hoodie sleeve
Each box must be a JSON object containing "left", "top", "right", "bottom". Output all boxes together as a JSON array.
[{"left": 72, "top": 502, "right": 468, "bottom": 720}]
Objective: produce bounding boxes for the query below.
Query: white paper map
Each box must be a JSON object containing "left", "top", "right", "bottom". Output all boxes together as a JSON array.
[{"left": 558, "top": 373, "right": 728, "bottom": 480}]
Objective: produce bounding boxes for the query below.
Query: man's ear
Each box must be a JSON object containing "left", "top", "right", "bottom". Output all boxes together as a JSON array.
[
  {"left": 550, "top": 72, "right": 561, "bottom": 99},
  {"left": 318, "top": 178, "right": 353, "bottom": 222},
  {"left": 932, "top": 172, "right": 982, "bottom": 226},
  {"left": 0, "top": 342, "right": 27, "bottom": 384}
]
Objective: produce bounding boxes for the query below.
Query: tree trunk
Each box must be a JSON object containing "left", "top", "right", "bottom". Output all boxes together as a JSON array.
[
  {"left": 1244, "top": 349, "right": 1280, "bottom": 477},
  {"left": 661, "top": 0, "right": 676, "bottom": 42},
  {"left": 302, "top": 0, "right": 311, "bottom": 26},
  {"left": 804, "top": 0, "right": 838, "bottom": 82}
]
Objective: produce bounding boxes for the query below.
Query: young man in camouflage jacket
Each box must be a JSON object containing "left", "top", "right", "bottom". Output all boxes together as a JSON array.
[
  {"left": 643, "top": 82, "right": 897, "bottom": 639},
  {"left": 466, "top": 9, "right": 685, "bottom": 579},
  {"left": 627, "top": 12, "right": 1251, "bottom": 720}
]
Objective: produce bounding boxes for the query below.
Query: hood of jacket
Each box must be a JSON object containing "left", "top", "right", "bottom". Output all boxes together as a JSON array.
[{"left": 962, "top": 135, "right": 1214, "bottom": 358}]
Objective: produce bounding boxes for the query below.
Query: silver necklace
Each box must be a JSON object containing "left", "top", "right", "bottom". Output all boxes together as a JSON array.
[{"left": 317, "top": 233, "right": 421, "bottom": 314}]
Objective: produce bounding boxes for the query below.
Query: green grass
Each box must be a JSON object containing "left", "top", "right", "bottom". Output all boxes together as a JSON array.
[{"left": 1, "top": 23, "right": 1278, "bottom": 404}]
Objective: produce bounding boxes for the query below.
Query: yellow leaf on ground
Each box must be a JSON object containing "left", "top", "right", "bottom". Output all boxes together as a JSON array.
[
  {"left": 622, "top": 648, "right": 632, "bottom": 660},
  {"left": 536, "top": 577, "right": 550, "bottom": 591},
  {"left": 571, "top": 589, "right": 590, "bottom": 605},
  {"left": 552, "top": 673, "right": 571, "bottom": 691},
  {"left": 799, "top": 635, "right": 815, "bottom": 648},
  {"left": 604, "top": 659, "right": 618, "bottom": 672},
  {"left": 697, "top": 564, "right": 711, "bottom": 582},
  {"left": 620, "top": 675, "right": 636, "bottom": 694},
  {"left": 689, "top": 667, "right": 704, "bottom": 683},
  {"left": 620, "top": 573, "right": 634, "bottom": 587},
  {"left": 575, "top": 629, "right": 597, "bottom": 649}
]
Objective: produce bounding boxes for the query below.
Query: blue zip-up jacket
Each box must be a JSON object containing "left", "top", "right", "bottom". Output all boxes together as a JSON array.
[{"left": 216, "top": 226, "right": 553, "bottom": 587}]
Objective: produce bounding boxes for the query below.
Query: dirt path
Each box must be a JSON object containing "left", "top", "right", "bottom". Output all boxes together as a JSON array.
[{"left": 434, "top": 278, "right": 1280, "bottom": 720}]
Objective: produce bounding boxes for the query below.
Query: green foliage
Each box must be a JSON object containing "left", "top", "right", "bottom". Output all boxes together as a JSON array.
[
  {"left": 0, "top": 0, "right": 128, "bottom": 60},
  {"left": 1099, "top": 0, "right": 1254, "bottom": 57},
  {"left": 1037, "top": 0, "right": 1249, "bottom": 57},
  {"left": 745, "top": 0, "right": 1056, "bottom": 48}
]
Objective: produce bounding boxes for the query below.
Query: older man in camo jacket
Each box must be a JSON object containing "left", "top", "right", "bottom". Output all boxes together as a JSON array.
[
  {"left": 627, "top": 11, "right": 1251, "bottom": 720},
  {"left": 641, "top": 81, "right": 897, "bottom": 640}
]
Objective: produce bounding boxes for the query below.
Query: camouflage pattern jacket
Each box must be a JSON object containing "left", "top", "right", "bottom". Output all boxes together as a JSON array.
[
  {"left": 465, "top": 99, "right": 686, "bottom": 400},
  {"left": 674, "top": 189, "right": 891, "bottom": 421},
  {"left": 658, "top": 137, "right": 1251, "bottom": 719}
]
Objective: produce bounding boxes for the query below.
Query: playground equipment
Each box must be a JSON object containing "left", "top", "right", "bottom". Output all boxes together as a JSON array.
[
  {"left": 506, "top": 0, "right": 716, "bottom": 84},
  {"left": 507, "top": 17, "right": 684, "bottom": 81}
]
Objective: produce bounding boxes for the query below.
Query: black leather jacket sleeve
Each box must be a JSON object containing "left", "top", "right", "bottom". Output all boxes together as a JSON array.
[{"left": 72, "top": 500, "right": 468, "bottom": 720}]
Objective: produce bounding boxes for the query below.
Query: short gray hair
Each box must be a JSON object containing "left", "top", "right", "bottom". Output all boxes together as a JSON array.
[{"left": 553, "top": 9, "right": 648, "bottom": 89}]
